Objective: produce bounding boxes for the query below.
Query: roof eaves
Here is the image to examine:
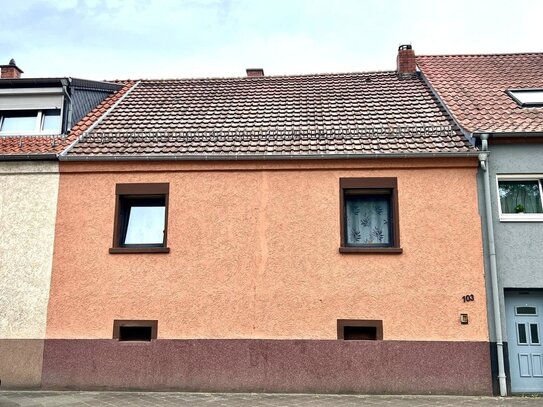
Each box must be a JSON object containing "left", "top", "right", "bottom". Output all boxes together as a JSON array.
[
  {"left": 0, "top": 153, "right": 58, "bottom": 161},
  {"left": 60, "top": 151, "right": 480, "bottom": 162}
]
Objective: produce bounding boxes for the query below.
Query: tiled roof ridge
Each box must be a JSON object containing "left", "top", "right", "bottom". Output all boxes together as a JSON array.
[
  {"left": 418, "top": 52, "right": 543, "bottom": 59},
  {"left": 104, "top": 70, "right": 402, "bottom": 83}
]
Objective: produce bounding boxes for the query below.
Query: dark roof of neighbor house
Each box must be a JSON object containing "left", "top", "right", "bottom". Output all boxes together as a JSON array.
[
  {"left": 65, "top": 71, "right": 475, "bottom": 158},
  {"left": 417, "top": 53, "right": 543, "bottom": 134},
  {"left": 0, "top": 80, "right": 132, "bottom": 158}
]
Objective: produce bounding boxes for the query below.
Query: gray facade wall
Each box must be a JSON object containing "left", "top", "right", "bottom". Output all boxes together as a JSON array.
[{"left": 479, "top": 143, "right": 543, "bottom": 340}]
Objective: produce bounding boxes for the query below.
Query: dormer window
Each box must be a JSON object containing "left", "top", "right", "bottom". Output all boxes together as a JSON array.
[
  {"left": 0, "top": 109, "right": 61, "bottom": 135},
  {"left": 507, "top": 89, "right": 543, "bottom": 107}
]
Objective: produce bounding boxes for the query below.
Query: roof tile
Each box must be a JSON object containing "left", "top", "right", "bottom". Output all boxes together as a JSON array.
[
  {"left": 67, "top": 72, "right": 473, "bottom": 157},
  {"left": 417, "top": 53, "right": 543, "bottom": 133}
]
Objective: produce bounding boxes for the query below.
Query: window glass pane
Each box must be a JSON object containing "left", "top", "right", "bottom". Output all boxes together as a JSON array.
[
  {"left": 518, "top": 324, "right": 528, "bottom": 344},
  {"left": 499, "top": 180, "right": 543, "bottom": 214},
  {"left": 517, "top": 306, "right": 537, "bottom": 315},
  {"left": 124, "top": 206, "right": 165, "bottom": 245},
  {"left": 345, "top": 195, "right": 391, "bottom": 246},
  {"left": 531, "top": 324, "right": 540, "bottom": 344},
  {"left": 42, "top": 109, "right": 61, "bottom": 133},
  {"left": 0, "top": 111, "right": 37, "bottom": 132},
  {"left": 510, "top": 90, "right": 543, "bottom": 105}
]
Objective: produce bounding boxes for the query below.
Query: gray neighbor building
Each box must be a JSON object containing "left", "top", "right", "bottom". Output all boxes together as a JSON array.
[{"left": 418, "top": 52, "right": 543, "bottom": 395}]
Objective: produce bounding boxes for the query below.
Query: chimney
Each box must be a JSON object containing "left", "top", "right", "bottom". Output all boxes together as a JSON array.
[
  {"left": 246, "top": 68, "right": 264, "bottom": 77},
  {"left": 0, "top": 59, "right": 24, "bottom": 79},
  {"left": 397, "top": 45, "right": 416, "bottom": 77}
]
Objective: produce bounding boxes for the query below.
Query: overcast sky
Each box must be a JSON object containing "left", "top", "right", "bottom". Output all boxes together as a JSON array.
[{"left": 1, "top": 0, "right": 541, "bottom": 80}]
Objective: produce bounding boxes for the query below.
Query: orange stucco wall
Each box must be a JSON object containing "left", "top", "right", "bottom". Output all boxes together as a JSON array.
[{"left": 47, "top": 158, "right": 488, "bottom": 341}]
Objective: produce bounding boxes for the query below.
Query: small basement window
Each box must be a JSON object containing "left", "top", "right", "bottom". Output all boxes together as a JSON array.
[
  {"left": 337, "top": 319, "right": 383, "bottom": 340},
  {"left": 507, "top": 89, "right": 543, "bottom": 107},
  {"left": 113, "top": 320, "right": 158, "bottom": 342}
]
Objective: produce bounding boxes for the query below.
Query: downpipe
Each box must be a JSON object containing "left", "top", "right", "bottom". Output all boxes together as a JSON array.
[{"left": 478, "top": 133, "right": 507, "bottom": 396}]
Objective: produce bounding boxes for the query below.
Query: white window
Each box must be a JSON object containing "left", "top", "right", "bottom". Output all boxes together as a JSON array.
[
  {"left": 0, "top": 109, "right": 61, "bottom": 135},
  {"left": 497, "top": 176, "right": 543, "bottom": 222},
  {"left": 507, "top": 89, "right": 543, "bottom": 107}
]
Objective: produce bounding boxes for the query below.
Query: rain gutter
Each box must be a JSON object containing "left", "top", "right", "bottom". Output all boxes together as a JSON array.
[
  {"left": 60, "top": 151, "right": 480, "bottom": 161},
  {"left": 0, "top": 154, "right": 57, "bottom": 161}
]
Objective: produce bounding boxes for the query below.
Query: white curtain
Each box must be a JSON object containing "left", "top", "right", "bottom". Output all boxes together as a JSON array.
[
  {"left": 345, "top": 197, "right": 390, "bottom": 245},
  {"left": 499, "top": 181, "right": 543, "bottom": 213}
]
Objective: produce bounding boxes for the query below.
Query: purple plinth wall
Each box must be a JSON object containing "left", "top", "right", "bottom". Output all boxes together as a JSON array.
[{"left": 41, "top": 339, "right": 492, "bottom": 394}]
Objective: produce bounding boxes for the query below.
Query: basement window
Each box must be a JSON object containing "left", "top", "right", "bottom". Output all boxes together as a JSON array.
[
  {"left": 337, "top": 319, "right": 383, "bottom": 340},
  {"left": 113, "top": 320, "right": 158, "bottom": 342},
  {"left": 507, "top": 89, "right": 543, "bottom": 107}
]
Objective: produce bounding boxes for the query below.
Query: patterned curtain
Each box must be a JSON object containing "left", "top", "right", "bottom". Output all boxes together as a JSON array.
[
  {"left": 499, "top": 181, "right": 543, "bottom": 213},
  {"left": 345, "top": 196, "right": 390, "bottom": 245}
]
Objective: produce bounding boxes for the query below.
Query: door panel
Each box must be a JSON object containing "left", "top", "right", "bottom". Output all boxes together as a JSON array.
[
  {"left": 506, "top": 292, "right": 543, "bottom": 392},
  {"left": 519, "top": 354, "right": 531, "bottom": 377},
  {"left": 532, "top": 354, "right": 543, "bottom": 377}
]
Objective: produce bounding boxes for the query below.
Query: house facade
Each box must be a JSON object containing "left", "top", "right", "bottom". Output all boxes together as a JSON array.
[
  {"left": 36, "top": 49, "right": 493, "bottom": 394},
  {"left": 0, "top": 60, "right": 125, "bottom": 387},
  {"left": 417, "top": 52, "right": 543, "bottom": 395}
]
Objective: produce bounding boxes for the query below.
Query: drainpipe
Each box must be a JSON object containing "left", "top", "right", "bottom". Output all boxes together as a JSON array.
[
  {"left": 478, "top": 133, "right": 507, "bottom": 396},
  {"left": 61, "top": 78, "right": 74, "bottom": 132}
]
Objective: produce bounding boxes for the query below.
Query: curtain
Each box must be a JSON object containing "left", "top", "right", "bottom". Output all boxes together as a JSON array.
[
  {"left": 345, "top": 196, "right": 390, "bottom": 245},
  {"left": 499, "top": 180, "right": 543, "bottom": 214}
]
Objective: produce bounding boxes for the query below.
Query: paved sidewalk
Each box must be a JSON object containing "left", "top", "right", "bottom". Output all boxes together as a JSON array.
[{"left": 0, "top": 392, "right": 542, "bottom": 407}]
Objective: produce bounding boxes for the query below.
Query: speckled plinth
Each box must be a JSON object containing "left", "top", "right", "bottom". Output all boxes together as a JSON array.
[{"left": 41, "top": 339, "right": 492, "bottom": 394}]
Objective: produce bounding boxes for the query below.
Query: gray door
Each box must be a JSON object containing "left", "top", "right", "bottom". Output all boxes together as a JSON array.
[{"left": 506, "top": 291, "right": 543, "bottom": 392}]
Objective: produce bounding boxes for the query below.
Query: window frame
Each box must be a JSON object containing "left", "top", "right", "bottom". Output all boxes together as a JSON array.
[
  {"left": 0, "top": 108, "right": 63, "bottom": 135},
  {"left": 113, "top": 319, "right": 158, "bottom": 342},
  {"left": 507, "top": 89, "right": 543, "bottom": 108},
  {"left": 110, "top": 183, "right": 170, "bottom": 254},
  {"left": 337, "top": 319, "right": 383, "bottom": 340},
  {"left": 339, "top": 177, "right": 402, "bottom": 254},
  {"left": 496, "top": 175, "right": 543, "bottom": 222}
]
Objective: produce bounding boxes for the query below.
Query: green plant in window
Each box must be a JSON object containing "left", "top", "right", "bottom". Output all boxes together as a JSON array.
[{"left": 515, "top": 204, "right": 526, "bottom": 213}]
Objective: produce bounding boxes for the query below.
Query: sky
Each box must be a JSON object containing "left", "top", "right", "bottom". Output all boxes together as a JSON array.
[{"left": 1, "top": 0, "right": 541, "bottom": 81}]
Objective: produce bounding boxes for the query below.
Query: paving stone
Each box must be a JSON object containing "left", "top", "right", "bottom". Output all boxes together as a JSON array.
[{"left": 1, "top": 392, "right": 543, "bottom": 407}]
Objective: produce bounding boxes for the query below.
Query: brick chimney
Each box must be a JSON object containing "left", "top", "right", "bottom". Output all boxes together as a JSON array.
[
  {"left": 246, "top": 68, "right": 264, "bottom": 77},
  {"left": 397, "top": 45, "right": 416, "bottom": 77},
  {"left": 0, "top": 59, "right": 24, "bottom": 79}
]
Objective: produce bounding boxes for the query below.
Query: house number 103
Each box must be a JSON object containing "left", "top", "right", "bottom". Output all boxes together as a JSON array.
[{"left": 462, "top": 294, "right": 475, "bottom": 302}]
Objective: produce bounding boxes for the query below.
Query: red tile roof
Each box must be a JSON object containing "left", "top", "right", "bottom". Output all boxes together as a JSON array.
[
  {"left": 66, "top": 72, "right": 474, "bottom": 157},
  {"left": 417, "top": 53, "right": 543, "bottom": 133},
  {"left": 0, "top": 81, "right": 135, "bottom": 157}
]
